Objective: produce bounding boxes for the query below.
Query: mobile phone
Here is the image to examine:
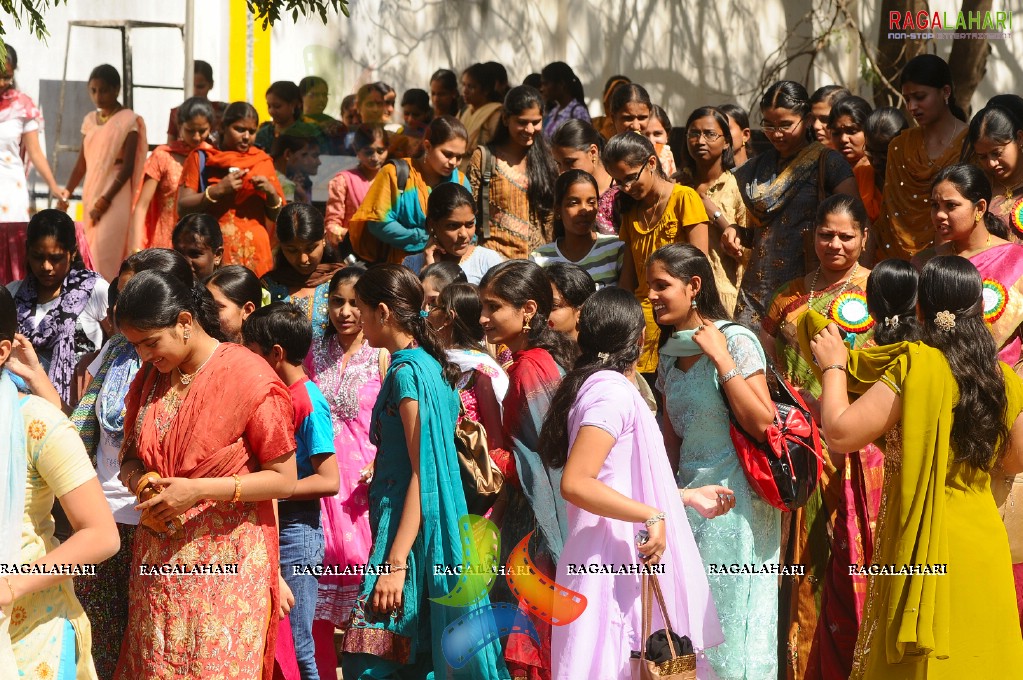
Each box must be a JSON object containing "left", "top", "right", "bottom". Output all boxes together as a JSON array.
[
  {"left": 228, "top": 167, "right": 240, "bottom": 174},
  {"left": 635, "top": 529, "right": 649, "bottom": 547}
]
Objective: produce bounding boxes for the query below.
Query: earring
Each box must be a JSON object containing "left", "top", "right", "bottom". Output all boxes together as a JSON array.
[
  {"left": 691, "top": 299, "right": 698, "bottom": 310},
  {"left": 975, "top": 213, "right": 982, "bottom": 222},
  {"left": 183, "top": 329, "right": 191, "bottom": 341},
  {"left": 522, "top": 316, "right": 532, "bottom": 332}
]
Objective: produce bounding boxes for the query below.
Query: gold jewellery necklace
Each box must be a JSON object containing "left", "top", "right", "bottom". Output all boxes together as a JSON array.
[
  {"left": 808, "top": 263, "right": 859, "bottom": 306},
  {"left": 96, "top": 105, "right": 122, "bottom": 124},
  {"left": 176, "top": 343, "right": 220, "bottom": 386}
]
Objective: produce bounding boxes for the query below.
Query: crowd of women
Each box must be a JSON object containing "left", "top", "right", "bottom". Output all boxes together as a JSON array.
[{"left": 1, "top": 42, "right": 1022, "bottom": 680}]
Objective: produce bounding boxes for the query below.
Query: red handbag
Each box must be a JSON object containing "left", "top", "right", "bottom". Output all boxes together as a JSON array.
[{"left": 717, "top": 326, "right": 824, "bottom": 511}]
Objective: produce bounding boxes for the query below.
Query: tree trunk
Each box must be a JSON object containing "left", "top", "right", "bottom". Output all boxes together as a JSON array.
[
  {"left": 948, "top": 0, "right": 994, "bottom": 117},
  {"left": 874, "top": 0, "right": 930, "bottom": 107}
]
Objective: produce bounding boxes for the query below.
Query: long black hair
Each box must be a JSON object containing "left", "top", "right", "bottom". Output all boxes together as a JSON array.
[
  {"left": 436, "top": 282, "right": 485, "bottom": 349},
  {"left": 865, "top": 258, "right": 921, "bottom": 345},
  {"left": 828, "top": 95, "right": 872, "bottom": 132},
  {"left": 273, "top": 203, "right": 340, "bottom": 272},
  {"left": 864, "top": 107, "right": 908, "bottom": 189},
  {"left": 540, "top": 61, "right": 585, "bottom": 106},
  {"left": 172, "top": 213, "right": 224, "bottom": 251},
  {"left": 26, "top": 209, "right": 82, "bottom": 267},
  {"left": 761, "top": 80, "right": 813, "bottom": 142},
  {"left": 647, "top": 243, "right": 730, "bottom": 348},
  {"left": 718, "top": 103, "right": 754, "bottom": 160},
  {"left": 602, "top": 132, "right": 662, "bottom": 231},
  {"left": 206, "top": 265, "right": 263, "bottom": 310},
  {"left": 115, "top": 269, "right": 227, "bottom": 342},
  {"left": 479, "top": 259, "right": 575, "bottom": 370},
  {"left": 114, "top": 248, "right": 196, "bottom": 309},
  {"left": 354, "top": 263, "right": 459, "bottom": 385},
  {"left": 0, "top": 285, "right": 15, "bottom": 346},
  {"left": 430, "top": 68, "right": 461, "bottom": 116},
  {"left": 220, "top": 101, "right": 259, "bottom": 132},
  {"left": 964, "top": 105, "right": 1023, "bottom": 163},
  {"left": 538, "top": 287, "right": 645, "bottom": 469},
  {"left": 489, "top": 86, "right": 558, "bottom": 221},
  {"left": 919, "top": 255, "right": 1007, "bottom": 470},
  {"left": 931, "top": 163, "right": 1008, "bottom": 240},
  {"left": 900, "top": 54, "right": 967, "bottom": 122}
]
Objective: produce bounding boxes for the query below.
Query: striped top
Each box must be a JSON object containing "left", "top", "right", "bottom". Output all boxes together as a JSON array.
[{"left": 529, "top": 234, "right": 625, "bottom": 288}]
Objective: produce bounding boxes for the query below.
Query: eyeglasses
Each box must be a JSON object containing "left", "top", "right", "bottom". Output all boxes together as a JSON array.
[
  {"left": 620, "top": 164, "right": 646, "bottom": 190},
  {"left": 762, "top": 120, "right": 801, "bottom": 134},
  {"left": 686, "top": 130, "right": 722, "bottom": 142}
]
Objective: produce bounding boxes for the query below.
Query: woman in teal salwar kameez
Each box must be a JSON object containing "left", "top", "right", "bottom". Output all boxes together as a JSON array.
[{"left": 341, "top": 264, "right": 509, "bottom": 679}]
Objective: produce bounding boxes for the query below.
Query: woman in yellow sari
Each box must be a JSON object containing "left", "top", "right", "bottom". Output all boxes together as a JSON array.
[
  {"left": 870, "top": 55, "right": 968, "bottom": 261},
  {"left": 803, "top": 255, "right": 1023, "bottom": 678}
]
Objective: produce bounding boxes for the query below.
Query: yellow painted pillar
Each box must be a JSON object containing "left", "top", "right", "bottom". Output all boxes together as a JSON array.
[{"left": 228, "top": 0, "right": 272, "bottom": 122}]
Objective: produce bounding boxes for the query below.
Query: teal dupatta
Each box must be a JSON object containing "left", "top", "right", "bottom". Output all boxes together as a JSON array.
[{"left": 342, "top": 347, "right": 509, "bottom": 679}]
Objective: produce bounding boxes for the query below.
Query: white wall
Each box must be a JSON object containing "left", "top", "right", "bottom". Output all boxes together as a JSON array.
[{"left": 4, "top": 0, "right": 1021, "bottom": 137}]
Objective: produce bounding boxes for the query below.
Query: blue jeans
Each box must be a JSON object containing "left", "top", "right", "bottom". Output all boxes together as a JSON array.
[{"left": 279, "top": 503, "right": 325, "bottom": 680}]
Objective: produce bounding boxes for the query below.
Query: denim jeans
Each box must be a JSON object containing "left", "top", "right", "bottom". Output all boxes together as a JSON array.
[{"left": 279, "top": 503, "right": 325, "bottom": 680}]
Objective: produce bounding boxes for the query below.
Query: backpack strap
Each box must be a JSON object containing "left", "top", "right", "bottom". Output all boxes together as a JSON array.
[
  {"left": 477, "top": 146, "right": 494, "bottom": 240},
  {"left": 388, "top": 158, "right": 411, "bottom": 193}
]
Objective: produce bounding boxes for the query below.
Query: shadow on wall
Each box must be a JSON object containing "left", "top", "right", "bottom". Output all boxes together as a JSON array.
[{"left": 303, "top": 0, "right": 860, "bottom": 125}]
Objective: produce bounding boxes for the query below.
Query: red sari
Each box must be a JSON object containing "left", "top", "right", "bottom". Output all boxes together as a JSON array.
[
  {"left": 179, "top": 146, "right": 285, "bottom": 276},
  {"left": 114, "top": 343, "right": 296, "bottom": 679}
]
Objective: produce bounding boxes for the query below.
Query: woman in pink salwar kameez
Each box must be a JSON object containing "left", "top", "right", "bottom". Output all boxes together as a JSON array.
[{"left": 541, "top": 287, "right": 727, "bottom": 679}]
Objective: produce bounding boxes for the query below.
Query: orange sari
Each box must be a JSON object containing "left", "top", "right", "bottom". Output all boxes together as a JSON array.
[
  {"left": 114, "top": 344, "right": 296, "bottom": 680},
  {"left": 179, "top": 146, "right": 285, "bottom": 276},
  {"left": 81, "top": 109, "right": 148, "bottom": 281},
  {"left": 135, "top": 140, "right": 212, "bottom": 249}
]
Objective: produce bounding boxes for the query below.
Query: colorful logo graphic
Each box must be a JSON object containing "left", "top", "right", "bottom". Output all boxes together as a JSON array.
[{"left": 436, "top": 514, "right": 587, "bottom": 668}]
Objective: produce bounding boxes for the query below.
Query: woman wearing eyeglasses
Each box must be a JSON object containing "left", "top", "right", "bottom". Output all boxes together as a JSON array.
[
  {"left": 602, "top": 132, "right": 709, "bottom": 380},
  {"left": 0, "top": 44, "right": 68, "bottom": 223},
  {"left": 721, "top": 80, "right": 857, "bottom": 328},
  {"left": 676, "top": 106, "right": 748, "bottom": 315}
]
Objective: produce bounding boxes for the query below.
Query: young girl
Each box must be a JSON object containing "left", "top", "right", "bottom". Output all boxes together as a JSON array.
[
  {"left": 206, "top": 265, "right": 263, "bottom": 343},
  {"left": 349, "top": 115, "right": 470, "bottom": 264},
  {"left": 255, "top": 80, "right": 304, "bottom": 151},
  {"left": 649, "top": 243, "right": 780, "bottom": 680},
  {"left": 458, "top": 63, "right": 503, "bottom": 163},
  {"left": 541, "top": 287, "right": 728, "bottom": 679},
  {"left": 7, "top": 209, "right": 109, "bottom": 406},
  {"left": 863, "top": 107, "right": 907, "bottom": 196},
  {"left": 177, "top": 101, "right": 285, "bottom": 277},
  {"left": 828, "top": 96, "right": 880, "bottom": 221},
  {"left": 530, "top": 169, "right": 624, "bottom": 289},
  {"left": 478, "top": 259, "right": 574, "bottom": 679},
  {"left": 550, "top": 119, "right": 618, "bottom": 234},
  {"left": 538, "top": 61, "right": 590, "bottom": 137},
  {"left": 427, "top": 281, "right": 514, "bottom": 490},
  {"left": 644, "top": 104, "right": 677, "bottom": 177},
  {"left": 809, "top": 85, "right": 851, "bottom": 148},
  {"left": 131, "top": 97, "right": 213, "bottom": 249},
  {"left": 171, "top": 213, "right": 224, "bottom": 280},
  {"left": 965, "top": 104, "right": 1023, "bottom": 238},
  {"left": 303, "top": 266, "right": 387, "bottom": 679},
  {"left": 429, "top": 68, "right": 461, "bottom": 119},
  {"left": 58, "top": 63, "right": 148, "bottom": 281},
  {"left": 603, "top": 131, "right": 709, "bottom": 377},
  {"left": 544, "top": 261, "right": 596, "bottom": 342},
  {"left": 324, "top": 125, "right": 388, "bottom": 246},
  {"left": 677, "top": 106, "right": 748, "bottom": 314},
  {"left": 419, "top": 260, "right": 467, "bottom": 310},
  {"left": 872, "top": 54, "right": 968, "bottom": 260},
  {"left": 339, "top": 264, "right": 507, "bottom": 679},
  {"left": 402, "top": 182, "right": 503, "bottom": 283},
  {"left": 718, "top": 103, "right": 753, "bottom": 168},
  {"left": 469, "top": 85, "right": 559, "bottom": 260},
  {"left": 262, "top": 203, "right": 343, "bottom": 342}
]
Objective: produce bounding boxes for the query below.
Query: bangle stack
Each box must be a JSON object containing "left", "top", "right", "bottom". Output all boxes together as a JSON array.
[
  {"left": 645, "top": 512, "right": 666, "bottom": 527},
  {"left": 231, "top": 474, "right": 242, "bottom": 502}
]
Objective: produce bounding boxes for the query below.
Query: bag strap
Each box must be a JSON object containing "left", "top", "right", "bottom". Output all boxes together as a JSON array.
[
  {"left": 640, "top": 572, "right": 653, "bottom": 661},
  {"left": 477, "top": 145, "right": 494, "bottom": 240},
  {"left": 640, "top": 572, "right": 681, "bottom": 663},
  {"left": 388, "top": 158, "right": 411, "bottom": 193},
  {"left": 197, "top": 149, "right": 208, "bottom": 192},
  {"left": 649, "top": 573, "right": 681, "bottom": 660},
  {"left": 712, "top": 322, "right": 778, "bottom": 421}
]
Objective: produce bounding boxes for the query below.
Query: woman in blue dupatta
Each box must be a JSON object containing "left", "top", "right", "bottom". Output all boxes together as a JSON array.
[{"left": 341, "top": 264, "right": 508, "bottom": 679}]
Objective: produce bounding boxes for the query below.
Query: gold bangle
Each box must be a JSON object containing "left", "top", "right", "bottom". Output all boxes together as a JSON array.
[
  {"left": 204, "top": 186, "right": 219, "bottom": 204},
  {"left": 822, "top": 364, "right": 846, "bottom": 374},
  {"left": 231, "top": 474, "right": 242, "bottom": 502},
  {"left": 266, "top": 193, "right": 282, "bottom": 210},
  {"left": 2, "top": 576, "right": 16, "bottom": 603},
  {"left": 386, "top": 563, "right": 408, "bottom": 572}
]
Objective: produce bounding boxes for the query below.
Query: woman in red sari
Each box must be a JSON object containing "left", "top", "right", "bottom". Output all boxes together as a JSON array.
[
  {"left": 178, "top": 101, "right": 285, "bottom": 277},
  {"left": 479, "top": 260, "right": 575, "bottom": 680},
  {"left": 131, "top": 97, "right": 214, "bottom": 249},
  {"left": 112, "top": 269, "right": 297, "bottom": 679}
]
